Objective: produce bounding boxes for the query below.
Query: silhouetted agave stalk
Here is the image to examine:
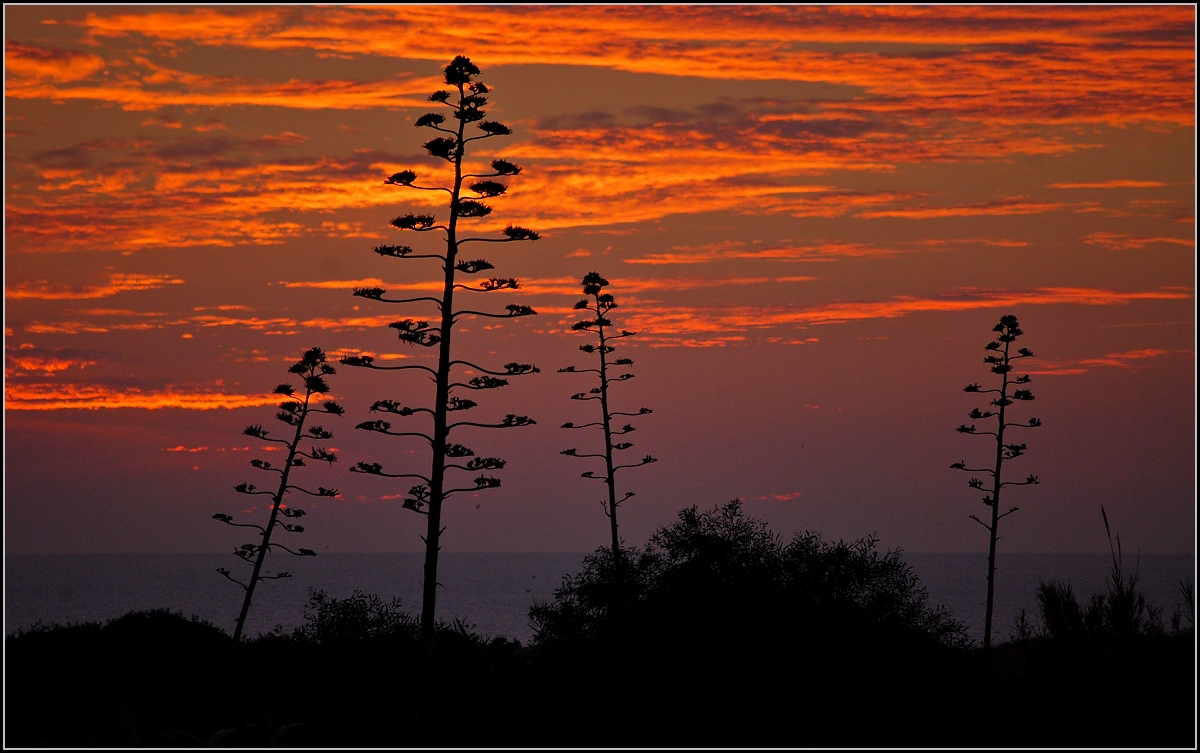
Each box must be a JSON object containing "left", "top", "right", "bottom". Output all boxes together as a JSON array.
[
  {"left": 951, "top": 314, "right": 1041, "bottom": 658},
  {"left": 560, "top": 273, "right": 656, "bottom": 559},
  {"left": 341, "top": 56, "right": 539, "bottom": 659},
  {"left": 214, "top": 347, "right": 344, "bottom": 642}
]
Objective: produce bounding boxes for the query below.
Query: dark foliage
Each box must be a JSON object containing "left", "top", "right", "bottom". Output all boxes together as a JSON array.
[
  {"left": 290, "top": 588, "right": 420, "bottom": 645},
  {"left": 521, "top": 501, "right": 1194, "bottom": 746},
  {"left": 4, "top": 611, "right": 249, "bottom": 747},
  {"left": 4, "top": 604, "right": 523, "bottom": 748},
  {"left": 1035, "top": 509, "right": 1175, "bottom": 644},
  {"left": 523, "top": 501, "right": 977, "bottom": 744},
  {"left": 531, "top": 499, "right": 970, "bottom": 653},
  {"left": 6, "top": 559, "right": 1195, "bottom": 748}
]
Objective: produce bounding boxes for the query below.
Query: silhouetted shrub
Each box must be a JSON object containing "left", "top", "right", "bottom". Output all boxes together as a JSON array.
[
  {"left": 1035, "top": 568, "right": 1164, "bottom": 641},
  {"left": 1035, "top": 508, "right": 1168, "bottom": 643},
  {"left": 4, "top": 610, "right": 242, "bottom": 747},
  {"left": 531, "top": 500, "right": 970, "bottom": 658},
  {"left": 1172, "top": 578, "right": 1194, "bottom": 633},
  {"left": 1037, "top": 580, "right": 1087, "bottom": 640},
  {"left": 292, "top": 588, "right": 420, "bottom": 645},
  {"left": 524, "top": 501, "right": 975, "bottom": 744}
]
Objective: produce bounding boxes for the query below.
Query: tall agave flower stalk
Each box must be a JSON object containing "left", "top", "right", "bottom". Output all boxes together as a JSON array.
[
  {"left": 559, "top": 272, "right": 656, "bottom": 559},
  {"left": 214, "top": 346, "right": 343, "bottom": 642},
  {"left": 951, "top": 314, "right": 1041, "bottom": 658},
  {"left": 341, "top": 56, "right": 540, "bottom": 662}
]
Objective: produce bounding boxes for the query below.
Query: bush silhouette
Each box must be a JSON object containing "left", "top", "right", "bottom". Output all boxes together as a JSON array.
[
  {"left": 527, "top": 500, "right": 973, "bottom": 743},
  {"left": 291, "top": 588, "right": 420, "bottom": 645},
  {"left": 532, "top": 500, "right": 969, "bottom": 658},
  {"left": 5, "top": 610, "right": 239, "bottom": 746},
  {"left": 1035, "top": 507, "right": 1165, "bottom": 642}
]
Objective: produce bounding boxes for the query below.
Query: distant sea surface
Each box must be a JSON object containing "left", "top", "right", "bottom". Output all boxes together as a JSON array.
[{"left": 5, "top": 552, "right": 1194, "bottom": 644}]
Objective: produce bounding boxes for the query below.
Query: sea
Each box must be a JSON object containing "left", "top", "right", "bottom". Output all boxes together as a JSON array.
[{"left": 5, "top": 552, "right": 1195, "bottom": 644}]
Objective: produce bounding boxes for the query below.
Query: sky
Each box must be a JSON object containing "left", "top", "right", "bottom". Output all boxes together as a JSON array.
[{"left": 4, "top": 5, "right": 1196, "bottom": 557}]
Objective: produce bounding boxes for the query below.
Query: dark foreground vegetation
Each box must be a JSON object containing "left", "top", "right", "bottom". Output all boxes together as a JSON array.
[{"left": 6, "top": 502, "right": 1194, "bottom": 748}]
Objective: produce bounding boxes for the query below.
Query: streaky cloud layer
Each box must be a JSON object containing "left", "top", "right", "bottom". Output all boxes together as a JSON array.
[{"left": 4, "top": 383, "right": 282, "bottom": 411}]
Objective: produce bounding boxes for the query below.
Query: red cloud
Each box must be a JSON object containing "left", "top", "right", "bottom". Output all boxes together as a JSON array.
[
  {"left": 5, "top": 42, "right": 105, "bottom": 83},
  {"left": 4, "top": 383, "right": 282, "bottom": 411},
  {"left": 6, "top": 273, "right": 184, "bottom": 300}
]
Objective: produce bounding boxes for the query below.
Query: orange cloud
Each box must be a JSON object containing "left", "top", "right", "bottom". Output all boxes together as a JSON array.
[
  {"left": 6, "top": 49, "right": 437, "bottom": 111},
  {"left": 140, "top": 115, "right": 183, "bottom": 129},
  {"left": 747, "top": 491, "right": 803, "bottom": 502},
  {"left": 4, "top": 383, "right": 282, "bottom": 410},
  {"left": 8, "top": 147, "right": 413, "bottom": 253},
  {"left": 165, "top": 445, "right": 208, "bottom": 452},
  {"left": 6, "top": 273, "right": 184, "bottom": 300},
  {"left": 19, "top": 309, "right": 303, "bottom": 336},
  {"left": 1079, "top": 348, "right": 1174, "bottom": 367},
  {"left": 181, "top": 315, "right": 300, "bottom": 330},
  {"left": 857, "top": 197, "right": 1063, "bottom": 220},
  {"left": 20, "top": 281, "right": 1189, "bottom": 344},
  {"left": 23, "top": 321, "right": 115, "bottom": 335},
  {"left": 70, "top": 6, "right": 1194, "bottom": 125},
  {"left": 5, "top": 7, "right": 1192, "bottom": 255},
  {"left": 1083, "top": 232, "right": 1195, "bottom": 251},
  {"left": 4, "top": 42, "right": 105, "bottom": 82},
  {"left": 6, "top": 346, "right": 99, "bottom": 374},
  {"left": 625, "top": 237, "right": 1030, "bottom": 265},
  {"left": 619, "top": 286, "right": 1192, "bottom": 345},
  {"left": 281, "top": 274, "right": 818, "bottom": 298},
  {"left": 194, "top": 119, "right": 228, "bottom": 132},
  {"left": 0, "top": 117, "right": 1078, "bottom": 253},
  {"left": 1028, "top": 347, "right": 1177, "bottom": 375},
  {"left": 917, "top": 238, "right": 1030, "bottom": 248},
  {"left": 1048, "top": 179, "right": 1169, "bottom": 189}
]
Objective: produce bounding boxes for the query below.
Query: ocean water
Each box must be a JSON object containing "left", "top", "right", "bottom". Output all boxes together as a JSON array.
[{"left": 5, "top": 552, "right": 1194, "bottom": 644}]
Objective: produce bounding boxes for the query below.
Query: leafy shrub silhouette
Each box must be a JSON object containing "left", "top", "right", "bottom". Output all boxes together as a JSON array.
[
  {"left": 1173, "top": 578, "right": 1194, "bottom": 633},
  {"left": 5, "top": 610, "right": 239, "bottom": 746},
  {"left": 1036, "top": 580, "right": 1088, "bottom": 640},
  {"left": 526, "top": 501, "right": 972, "bottom": 744},
  {"left": 531, "top": 500, "right": 970, "bottom": 656},
  {"left": 1034, "top": 507, "right": 1165, "bottom": 642},
  {"left": 291, "top": 588, "right": 420, "bottom": 645}
]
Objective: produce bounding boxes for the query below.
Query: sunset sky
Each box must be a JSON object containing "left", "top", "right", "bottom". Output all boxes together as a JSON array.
[{"left": 5, "top": 5, "right": 1195, "bottom": 557}]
